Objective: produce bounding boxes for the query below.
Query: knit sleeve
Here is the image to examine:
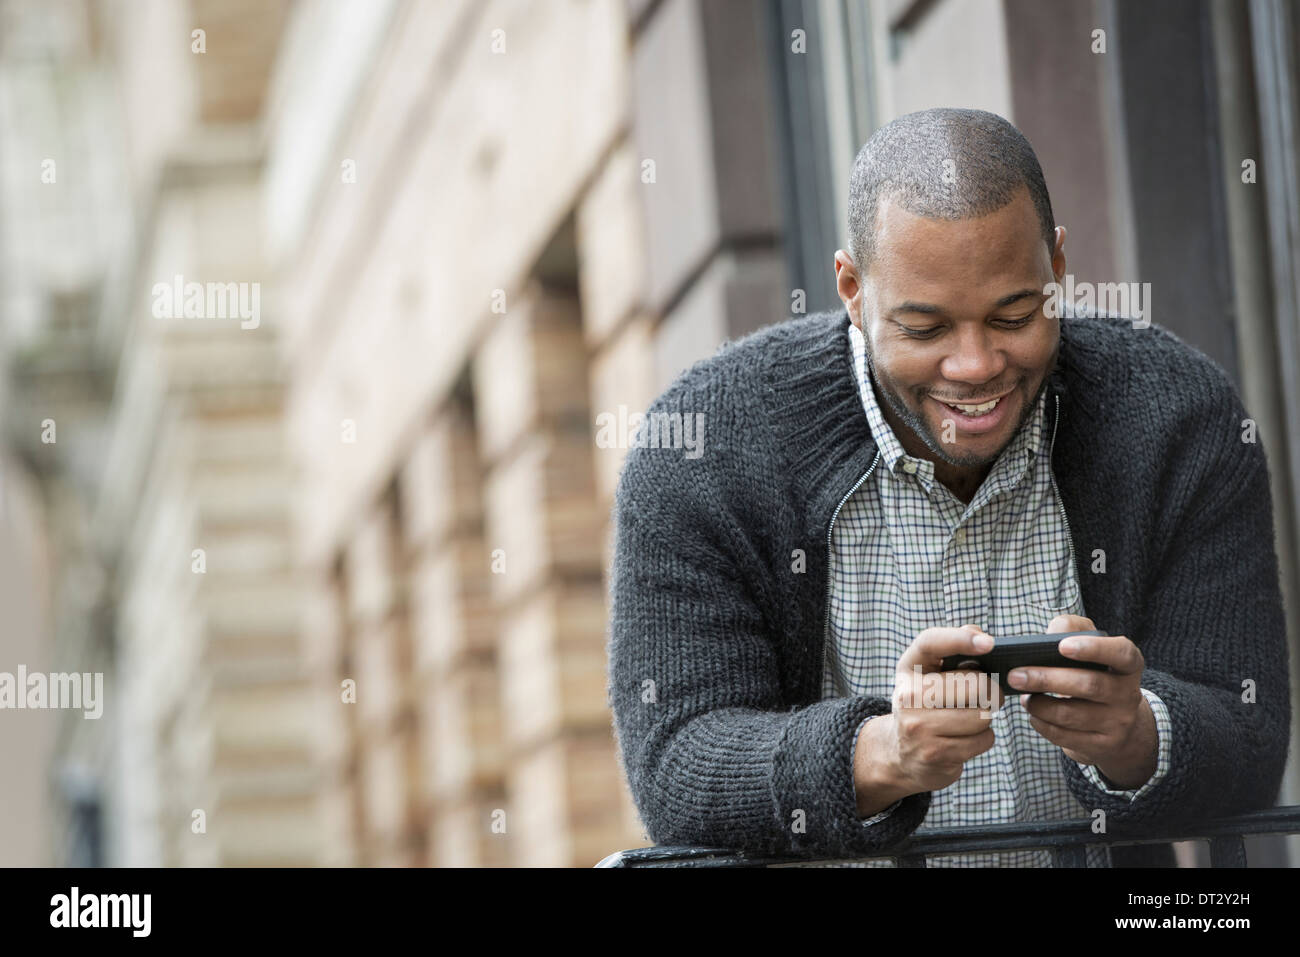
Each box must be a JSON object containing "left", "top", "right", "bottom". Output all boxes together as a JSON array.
[
  {"left": 1058, "top": 375, "right": 1291, "bottom": 830},
  {"left": 607, "top": 379, "right": 931, "bottom": 859}
]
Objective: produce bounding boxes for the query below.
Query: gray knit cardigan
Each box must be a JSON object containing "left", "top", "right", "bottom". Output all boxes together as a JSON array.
[{"left": 607, "top": 306, "right": 1291, "bottom": 867}]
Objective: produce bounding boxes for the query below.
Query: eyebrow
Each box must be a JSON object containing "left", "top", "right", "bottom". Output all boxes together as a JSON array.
[{"left": 887, "top": 288, "right": 1044, "bottom": 320}]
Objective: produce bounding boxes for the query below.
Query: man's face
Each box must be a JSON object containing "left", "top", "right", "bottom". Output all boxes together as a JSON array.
[{"left": 835, "top": 187, "right": 1066, "bottom": 473}]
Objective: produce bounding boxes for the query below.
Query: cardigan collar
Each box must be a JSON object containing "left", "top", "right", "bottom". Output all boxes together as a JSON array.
[{"left": 764, "top": 304, "right": 1104, "bottom": 541}]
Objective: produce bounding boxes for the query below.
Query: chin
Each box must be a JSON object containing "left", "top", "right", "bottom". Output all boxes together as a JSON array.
[
  {"left": 928, "top": 438, "right": 1004, "bottom": 469},
  {"left": 920, "top": 409, "right": 1015, "bottom": 462}
]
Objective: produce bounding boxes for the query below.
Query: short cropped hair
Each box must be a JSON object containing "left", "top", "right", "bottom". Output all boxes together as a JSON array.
[{"left": 846, "top": 108, "right": 1056, "bottom": 273}]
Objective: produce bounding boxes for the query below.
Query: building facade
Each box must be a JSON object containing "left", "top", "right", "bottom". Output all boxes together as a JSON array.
[{"left": 1, "top": 0, "right": 1296, "bottom": 866}]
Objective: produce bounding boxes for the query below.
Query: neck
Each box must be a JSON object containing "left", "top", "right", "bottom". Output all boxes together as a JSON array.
[
  {"left": 871, "top": 374, "right": 992, "bottom": 504},
  {"left": 888, "top": 416, "right": 991, "bottom": 504},
  {"left": 933, "top": 462, "right": 989, "bottom": 504}
]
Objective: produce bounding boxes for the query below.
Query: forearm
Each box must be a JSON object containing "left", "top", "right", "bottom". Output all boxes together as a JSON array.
[
  {"left": 616, "top": 693, "right": 933, "bottom": 855},
  {"left": 617, "top": 706, "right": 797, "bottom": 851},
  {"left": 1064, "top": 668, "right": 1288, "bottom": 823}
]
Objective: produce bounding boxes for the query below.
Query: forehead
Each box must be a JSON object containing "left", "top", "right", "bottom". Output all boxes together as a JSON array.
[{"left": 869, "top": 188, "right": 1047, "bottom": 303}]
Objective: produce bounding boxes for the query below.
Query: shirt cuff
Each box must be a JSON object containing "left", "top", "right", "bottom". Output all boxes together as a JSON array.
[
  {"left": 1077, "top": 688, "right": 1172, "bottom": 801},
  {"left": 860, "top": 799, "right": 903, "bottom": 826},
  {"left": 853, "top": 714, "right": 902, "bottom": 825}
]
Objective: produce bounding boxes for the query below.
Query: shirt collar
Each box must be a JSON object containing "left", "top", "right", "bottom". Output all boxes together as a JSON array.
[{"left": 847, "top": 319, "right": 1047, "bottom": 495}]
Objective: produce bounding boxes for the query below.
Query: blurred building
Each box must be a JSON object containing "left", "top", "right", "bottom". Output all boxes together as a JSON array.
[{"left": 1, "top": 0, "right": 1297, "bottom": 866}]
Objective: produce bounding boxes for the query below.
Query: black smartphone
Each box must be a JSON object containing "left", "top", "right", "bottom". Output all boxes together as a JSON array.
[{"left": 939, "top": 630, "right": 1110, "bottom": 695}]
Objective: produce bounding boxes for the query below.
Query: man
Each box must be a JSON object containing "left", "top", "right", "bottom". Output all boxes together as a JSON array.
[{"left": 607, "top": 108, "right": 1291, "bottom": 866}]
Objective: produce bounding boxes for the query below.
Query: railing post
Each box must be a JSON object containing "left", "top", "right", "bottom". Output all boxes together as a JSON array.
[
  {"left": 1051, "top": 845, "right": 1088, "bottom": 868},
  {"left": 1209, "top": 837, "right": 1247, "bottom": 868}
]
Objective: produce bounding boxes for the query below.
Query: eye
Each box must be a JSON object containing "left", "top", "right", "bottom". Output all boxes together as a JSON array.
[
  {"left": 901, "top": 309, "right": 1036, "bottom": 338},
  {"left": 901, "top": 326, "right": 942, "bottom": 339}
]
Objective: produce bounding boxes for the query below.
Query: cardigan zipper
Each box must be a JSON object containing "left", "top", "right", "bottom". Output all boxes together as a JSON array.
[
  {"left": 821, "top": 449, "right": 882, "bottom": 693},
  {"left": 1047, "top": 393, "right": 1077, "bottom": 570}
]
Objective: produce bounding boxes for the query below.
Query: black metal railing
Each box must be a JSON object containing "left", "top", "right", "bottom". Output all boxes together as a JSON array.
[{"left": 595, "top": 805, "right": 1300, "bottom": 867}]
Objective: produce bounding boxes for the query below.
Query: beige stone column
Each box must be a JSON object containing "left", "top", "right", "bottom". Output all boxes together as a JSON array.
[{"left": 405, "top": 401, "right": 509, "bottom": 867}]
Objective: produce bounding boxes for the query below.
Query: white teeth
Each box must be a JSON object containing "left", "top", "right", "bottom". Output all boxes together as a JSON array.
[{"left": 946, "top": 397, "right": 1000, "bottom": 415}]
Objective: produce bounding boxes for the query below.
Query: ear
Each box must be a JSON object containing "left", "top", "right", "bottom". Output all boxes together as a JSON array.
[
  {"left": 834, "top": 250, "right": 863, "bottom": 327},
  {"left": 1051, "top": 226, "right": 1068, "bottom": 283}
]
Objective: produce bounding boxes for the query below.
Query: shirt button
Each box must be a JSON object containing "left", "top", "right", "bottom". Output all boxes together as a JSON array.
[
  {"left": 902, "top": 460, "right": 918, "bottom": 474},
  {"left": 954, "top": 528, "right": 967, "bottom": 545}
]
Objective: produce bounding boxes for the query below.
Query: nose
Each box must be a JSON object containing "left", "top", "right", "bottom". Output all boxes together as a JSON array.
[{"left": 939, "top": 324, "right": 1006, "bottom": 387}]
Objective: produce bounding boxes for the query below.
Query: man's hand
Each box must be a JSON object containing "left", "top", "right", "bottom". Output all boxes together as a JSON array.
[
  {"left": 1009, "top": 614, "right": 1158, "bottom": 789},
  {"left": 854, "top": 624, "right": 1005, "bottom": 817}
]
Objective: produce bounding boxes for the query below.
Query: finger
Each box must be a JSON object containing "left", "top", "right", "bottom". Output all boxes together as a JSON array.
[
  {"left": 943, "top": 728, "right": 997, "bottom": 765},
  {"left": 1047, "top": 614, "right": 1095, "bottom": 634},
  {"left": 944, "top": 669, "right": 1005, "bottom": 712},
  {"left": 899, "top": 670, "right": 1005, "bottom": 711},
  {"left": 960, "top": 727, "right": 998, "bottom": 760},
  {"left": 895, "top": 707, "right": 995, "bottom": 735},
  {"left": 1006, "top": 664, "right": 1118, "bottom": 702},
  {"left": 1019, "top": 694, "right": 1108, "bottom": 732},
  {"left": 1057, "top": 634, "right": 1144, "bottom": 675},
  {"left": 899, "top": 624, "right": 993, "bottom": 673},
  {"left": 1025, "top": 712, "right": 1108, "bottom": 755}
]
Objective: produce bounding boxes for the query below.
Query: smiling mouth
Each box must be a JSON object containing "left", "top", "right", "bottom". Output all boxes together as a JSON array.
[{"left": 931, "top": 390, "right": 1013, "bottom": 416}]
